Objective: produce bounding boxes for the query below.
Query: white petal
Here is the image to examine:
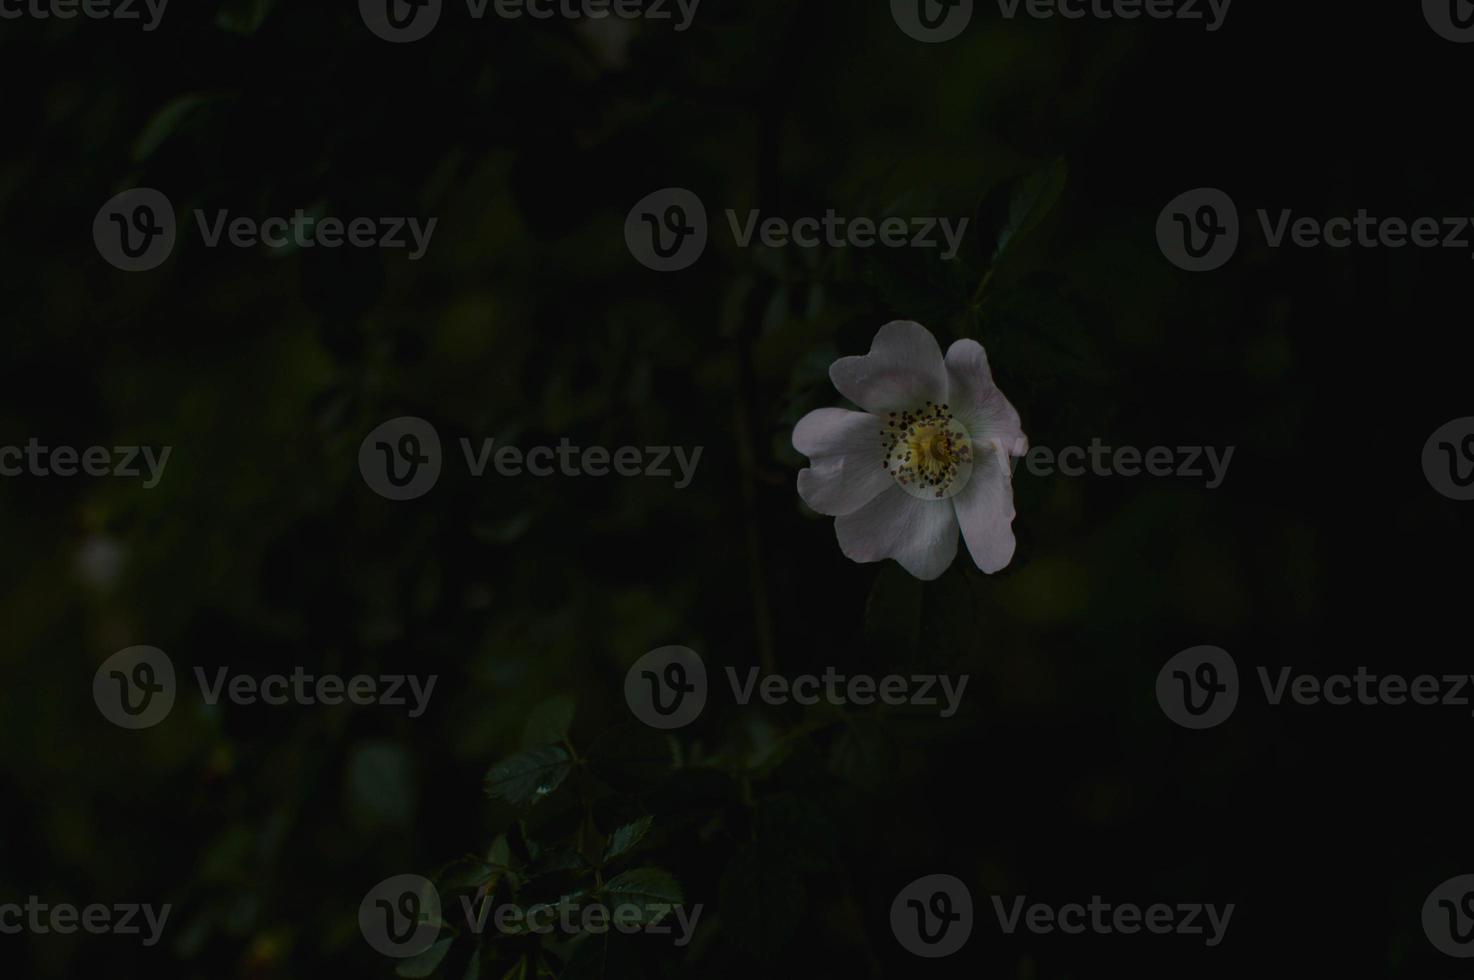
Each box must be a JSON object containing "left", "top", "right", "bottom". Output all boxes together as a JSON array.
[
  {"left": 835, "top": 484, "right": 960, "bottom": 581},
  {"left": 792, "top": 407, "right": 882, "bottom": 459},
  {"left": 953, "top": 450, "right": 1018, "bottom": 574},
  {"left": 829, "top": 320, "right": 948, "bottom": 415},
  {"left": 944, "top": 338, "right": 1026, "bottom": 449},
  {"left": 793, "top": 407, "right": 892, "bottom": 516}
]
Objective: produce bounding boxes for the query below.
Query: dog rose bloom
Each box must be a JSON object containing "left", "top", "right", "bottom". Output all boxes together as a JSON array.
[{"left": 793, "top": 320, "right": 1026, "bottom": 580}]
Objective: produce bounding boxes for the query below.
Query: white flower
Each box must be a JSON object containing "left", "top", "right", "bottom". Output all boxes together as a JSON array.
[{"left": 792, "top": 320, "right": 1027, "bottom": 581}]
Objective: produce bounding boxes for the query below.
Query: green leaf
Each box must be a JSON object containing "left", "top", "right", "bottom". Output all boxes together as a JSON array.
[
  {"left": 718, "top": 844, "right": 806, "bottom": 958},
  {"left": 862, "top": 562, "right": 923, "bottom": 660},
  {"left": 596, "top": 868, "right": 683, "bottom": 926},
  {"left": 601, "top": 816, "right": 652, "bottom": 863},
  {"left": 462, "top": 952, "right": 482, "bottom": 980},
  {"left": 486, "top": 834, "right": 512, "bottom": 868},
  {"left": 132, "top": 94, "right": 222, "bottom": 163},
  {"left": 993, "top": 157, "right": 1068, "bottom": 265},
  {"left": 755, "top": 795, "right": 836, "bottom": 873},
  {"left": 585, "top": 723, "right": 673, "bottom": 790},
  {"left": 521, "top": 694, "right": 576, "bottom": 748},
  {"left": 438, "top": 857, "right": 499, "bottom": 893},
  {"left": 484, "top": 746, "right": 574, "bottom": 806},
  {"left": 215, "top": 0, "right": 279, "bottom": 33},
  {"left": 346, "top": 739, "right": 416, "bottom": 830},
  {"left": 395, "top": 937, "right": 453, "bottom": 979},
  {"left": 828, "top": 715, "right": 899, "bottom": 791}
]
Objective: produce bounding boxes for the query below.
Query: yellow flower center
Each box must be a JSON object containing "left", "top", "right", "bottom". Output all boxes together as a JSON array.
[{"left": 882, "top": 402, "right": 974, "bottom": 500}]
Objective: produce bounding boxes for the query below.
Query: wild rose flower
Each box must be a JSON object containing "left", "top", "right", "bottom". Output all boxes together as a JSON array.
[{"left": 793, "top": 320, "right": 1027, "bottom": 581}]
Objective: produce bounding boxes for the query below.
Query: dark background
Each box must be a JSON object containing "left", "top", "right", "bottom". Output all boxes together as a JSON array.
[{"left": 1, "top": 0, "right": 1470, "bottom": 976}]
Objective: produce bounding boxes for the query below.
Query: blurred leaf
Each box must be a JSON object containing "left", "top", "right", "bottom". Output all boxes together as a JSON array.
[
  {"left": 484, "top": 746, "right": 573, "bottom": 806},
  {"left": 994, "top": 158, "right": 1068, "bottom": 264},
  {"left": 562, "top": 933, "right": 643, "bottom": 980},
  {"left": 585, "top": 723, "right": 673, "bottom": 791},
  {"left": 828, "top": 716, "right": 899, "bottom": 791},
  {"left": 718, "top": 844, "right": 806, "bottom": 958},
  {"left": 438, "top": 856, "right": 499, "bottom": 893},
  {"left": 131, "top": 94, "right": 222, "bottom": 162},
  {"left": 216, "top": 0, "right": 279, "bottom": 33},
  {"left": 755, "top": 794, "right": 836, "bottom": 873},
  {"left": 522, "top": 847, "right": 591, "bottom": 897},
  {"left": 863, "top": 563, "right": 923, "bottom": 659},
  {"left": 346, "top": 739, "right": 416, "bottom": 831},
  {"left": 596, "top": 868, "right": 683, "bottom": 926},
  {"left": 395, "top": 937, "right": 453, "bottom": 979},
  {"left": 521, "top": 694, "right": 576, "bottom": 748},
  {"left": 502, "top": 956, "right": 557, "bottom": 980},
  {"left": 487, "top": 834, "right": 512, "bottom": 868},
  {"left": 601, "top": 816, "right": 652, "bottom": 863}
]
